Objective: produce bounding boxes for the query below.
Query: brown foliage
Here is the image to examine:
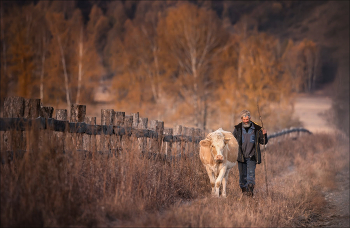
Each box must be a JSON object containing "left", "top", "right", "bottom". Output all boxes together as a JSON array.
[{"left": 0, "top": 1, "right": 331, "bottom": 133}]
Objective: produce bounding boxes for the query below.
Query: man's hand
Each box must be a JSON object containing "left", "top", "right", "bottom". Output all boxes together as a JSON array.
[{"left": 262, "top": 129, "right": 267, "bottom": 134}]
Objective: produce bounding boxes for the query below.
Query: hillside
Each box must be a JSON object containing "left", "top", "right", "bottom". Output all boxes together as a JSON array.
[{"left": 223, "top": 1, "right": 349, "bottom": 86}]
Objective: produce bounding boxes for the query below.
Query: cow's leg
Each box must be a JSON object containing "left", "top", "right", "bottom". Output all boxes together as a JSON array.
[
  {"left": 222, "top": 176, "right": 227, "bottom": 198},
  {"left": 215, "top": 166, "right": 227, "bottom": 197},
  {"left": 222, "top": 161, "right": 236, "bottom": 198},
  {"left": 205, "top": 166, "right": 216, "bottom": 195},
  {"left": 221, "top": 167, "right": 232, "bottom": 198}
]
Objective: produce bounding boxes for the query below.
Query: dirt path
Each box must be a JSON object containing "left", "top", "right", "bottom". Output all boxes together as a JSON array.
[
  {"left": 319, "top": 167, "right": 350, "bottom": 227},
  {"left": 293, "top": 93, "right": 334, "bottom": 134},
  {"left": 293, "top": 92, "right": 349, "bottom": 227}
]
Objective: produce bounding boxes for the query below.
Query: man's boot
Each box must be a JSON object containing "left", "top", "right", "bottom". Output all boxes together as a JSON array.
[
  {"left": 241, "top": 187, "right": 247, "bottom": 195},
  {"left": 247, "top": 183, "right": 254, "bottom": 197}
]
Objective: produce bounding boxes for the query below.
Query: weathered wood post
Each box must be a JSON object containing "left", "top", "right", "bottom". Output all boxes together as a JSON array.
[
  {"left": 131, "top": 112, "right": 139, "bottom": 153},
  {"left": 113, "top": 112, "right": 125, "bottom": 156},
  {"left": 163, "top": 128, "right": 173, "bottom": 157},
  {"left": 138, "top": 117, "right": 148, "bottom": 154},
  {"left": 156, "top": 121, "right": 164, "bottom": 157},
  {"left": 188, "top": 127, "right": 194, "bottom": 155},
  {"left": 123, "top": 115, "right": 133, "bottom": 152},
  {"left": 132, "top": 113, "right": 139, "bottom": 129},
  {"left": 148, "top": 120, "right": 158, "bottom": 153},
  {"left": 24, "top": 98, "right": 41, "bottom": 119},
  {"left": 40, "top": 106, "right": 54, "bottom": 118},
  {"left": 173, "top": 125, "right": 182, "bottom": 157},
  {"left": 83, "top": 117, "right": 96, "bottom": 159},
  {"left": 55, "top": 109, "right": 68, "bottom": 153},
  {"left": 70, "top": 104, "right": 86, "bottom": 153},
  {"left": 101, "top": 109, "right": 114, "bottom": 157},
  {"left": 181, "top": 126, "right": 188, "bottom": 155},
  {"left": 24, "top": 98, "right": 41, "bottom": 155},
  {"left": 194, "top": 128, "right": 202, "bottom": 154},
  {"left": 40, "top": 106, "right": 54, "bottom": 150},
  {"left": 2, "top": 96, "right": 25, "bottom": 163}
]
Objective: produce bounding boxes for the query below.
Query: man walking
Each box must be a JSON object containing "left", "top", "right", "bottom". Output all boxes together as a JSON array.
[{"left": 233, "top": 110, "right": 268, "bottom": 197}]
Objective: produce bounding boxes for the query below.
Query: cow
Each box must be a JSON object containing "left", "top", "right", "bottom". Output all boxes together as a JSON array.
[{"left": 199, "top": 128, "right": 238, "bottom": 198}]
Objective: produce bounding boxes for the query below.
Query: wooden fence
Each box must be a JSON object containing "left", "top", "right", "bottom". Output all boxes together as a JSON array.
[
  {"left": 0, "top": 96, "right": 312, "bottom": 164},
  {"left": 0, "top": 96, "right": 207, "bottom": 164}
]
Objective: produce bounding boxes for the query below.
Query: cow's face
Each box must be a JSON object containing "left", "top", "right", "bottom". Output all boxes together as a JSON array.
[{"left": 207, "top": 132, "right": 230, "bottom": 163}]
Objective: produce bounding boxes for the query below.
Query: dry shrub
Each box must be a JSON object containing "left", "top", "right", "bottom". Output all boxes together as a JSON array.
[{"left": 1, "top": 129, "right": 348, "bottom": 227}]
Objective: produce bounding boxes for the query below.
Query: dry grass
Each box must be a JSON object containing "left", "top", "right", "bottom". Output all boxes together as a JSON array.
[{"left": 1, "top": 129, "right": 348, "bottom": 227}]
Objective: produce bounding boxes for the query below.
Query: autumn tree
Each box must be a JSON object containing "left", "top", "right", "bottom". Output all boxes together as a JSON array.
[
  {"left": 0, "top": 2, "right": 11, "bottom": 101},
  {"left": 108, "top": 1, "right": 178, "bottom": 116},
  {"left": 103, "top": 1, "right": 127, "bottom": 75},
  {"left": 213, "top": 24, "right": 297, "bottom": 131},
  {"left": 5, "top": 5, "right": 36, "bottom": 98},
  {"left": 282, "top": 38, "right": 319, "bottom": 93},
  {"left": 157, "top": 2, "right": 229, "bottom": 129},
  {"left": 45, "top": 11, "right": 73, "bottom": 108},
  {"left": 68, "top": 7, "right": 106, "bottom": 104}
]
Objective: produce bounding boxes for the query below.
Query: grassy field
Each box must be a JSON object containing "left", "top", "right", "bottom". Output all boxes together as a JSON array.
[{"left": 1, "top": 131, "right": 348, "bottom": 227}]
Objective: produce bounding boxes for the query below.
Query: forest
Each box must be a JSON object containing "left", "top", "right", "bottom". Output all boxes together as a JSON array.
[{"left": 0, "top": 1, "right": 347, "bottom": 133}]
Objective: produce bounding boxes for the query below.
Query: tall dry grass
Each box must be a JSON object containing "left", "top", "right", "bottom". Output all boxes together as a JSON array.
[{"left": 1, "top": 129, "right": 348, "bottom": 227}]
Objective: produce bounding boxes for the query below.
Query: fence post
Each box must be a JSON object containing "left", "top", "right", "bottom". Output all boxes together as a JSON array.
[
  {"left": 138, "top": 117, "right": 148, "bottom": 154},
  {"left": 163, "top": 128, "right": 173, "bottom": 157},
  {"left": 70, "top": 104, "right": 86, "bottom": 153},
  {"left": 194, "top": 128, "right": 202, "bottom": 153},
  {"left": 157, "top": 121, "right": 164, "bottom": 156},
  {"left": 113, "top": 112, "right": 125, "bottom": 156},
  {"left": 83, "top": 116, "right": 95, "bottom": 159},
  {"left": 55, "top": 109, "right": 67, "bottom": 153},
  {"left": 2, "top": 96, "right": 25, "bottom": 163},
  {"left": 188, "top": 127, "right": 194, "bottom": 155},
  {"left": 91, "top": 117, "right": 97, "bottom": 159},
  {"left": 40, "top": 106, "right": 54, "bottom": 118},
  {"left": 149, "top": 120, "right": 158, "bottom": 153},
  {"left": 24, "top": 98, "right": 41, "bottom": 154},
  {"left": 101, "top": 109, "right": 114, "bottom": 157},
  {"left": 24, "top": 98, "right": 41, "bottom": 119},
  {"left": 41, "top": 106, "right": 54, "bottom": 151},
  {"left": 123, "top": 115, "right": 133, "bottom": 152},
  {"left": 173, "top": 125, "right": 182, "bottom": 157},
  {"left": 132, "top": 112, "right": 139, "bottom": 129},
  {"left": 131, "top": 112, "right": 139, "bottom": 153},
  {"left": 182, "top": 126, "right": 188, "bottom": 155}
]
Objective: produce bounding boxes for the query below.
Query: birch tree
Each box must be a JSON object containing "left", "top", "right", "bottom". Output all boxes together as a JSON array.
[
  {"left": 158, "top": 2, "right": 229, "bottom": 128},
  {"left": 45, "top": 11, "right": 71, "bottom": 108}
]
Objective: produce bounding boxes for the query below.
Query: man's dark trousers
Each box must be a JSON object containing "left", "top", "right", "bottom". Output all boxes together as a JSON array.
[{"left": 238, "top": 157, "right": 256, "bottom": 189}]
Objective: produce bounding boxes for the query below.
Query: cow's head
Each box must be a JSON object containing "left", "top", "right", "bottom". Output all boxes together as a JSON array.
[{"left": 200, "top": 131, "right": 231, "bottom": 163}]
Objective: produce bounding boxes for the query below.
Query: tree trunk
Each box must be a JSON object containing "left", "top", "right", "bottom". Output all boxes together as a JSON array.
[
  {"left": 76, "top": 27, "right": 83, "bottom": 104},
  {"left": 191, "top": 51, "right": 199, "bottom": 127},
  {"left": 0, "top": 5, "right": 7, "bottom": 78},
  {"left": 57, "top": 35, "right": 71, "bottom": 112},
  {"left": 202, "top": 95, "right": 208, "bottom": 130},
  {"left": 40, "top": 35, "right": 46, "bottom": 101}
]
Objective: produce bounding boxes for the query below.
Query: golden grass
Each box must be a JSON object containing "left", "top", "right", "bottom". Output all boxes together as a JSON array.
[{"left": 1, "top": 130, "right": 348, "bottom": 227}]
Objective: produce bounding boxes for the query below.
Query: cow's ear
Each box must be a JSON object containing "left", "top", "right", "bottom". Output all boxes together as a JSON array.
[
  {"left": 222, "top": 131, "right": 234, "bottom": 140},
  {"left": 200, "top": 139, "right": 211, "bottom": 147}
]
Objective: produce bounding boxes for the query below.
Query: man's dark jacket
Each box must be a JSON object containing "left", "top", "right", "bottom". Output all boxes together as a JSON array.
[{"left": 233, "top": 122, "right": 268, "bottom": 164}]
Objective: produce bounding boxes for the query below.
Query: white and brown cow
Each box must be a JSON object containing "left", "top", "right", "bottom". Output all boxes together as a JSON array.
[{"left": 199, "top": 128, "right": 238, "bottom": 197}]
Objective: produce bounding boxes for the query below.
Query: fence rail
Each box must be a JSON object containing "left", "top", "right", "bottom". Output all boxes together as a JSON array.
[
  {"left": 0, "top": 117, "right": 202, "bottom": 143},
  {"left": 267, "top": 127, "right": 312, "bottom": 140}
]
